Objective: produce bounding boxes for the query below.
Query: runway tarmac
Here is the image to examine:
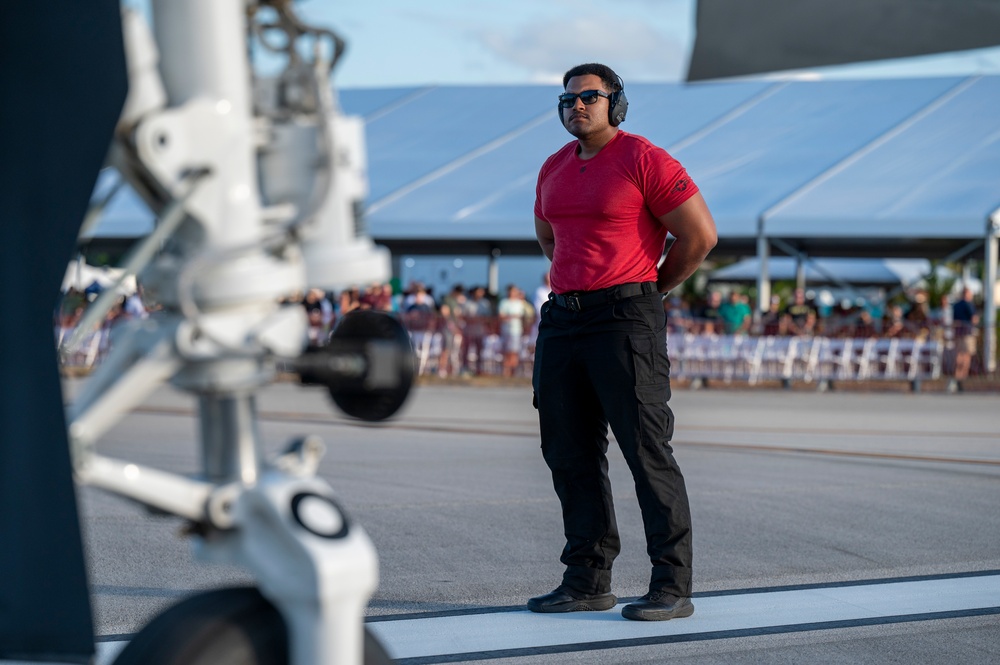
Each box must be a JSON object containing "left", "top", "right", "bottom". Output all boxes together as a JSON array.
[{"left": 42, "top": 381, "right": 1000, "bottom": 663}]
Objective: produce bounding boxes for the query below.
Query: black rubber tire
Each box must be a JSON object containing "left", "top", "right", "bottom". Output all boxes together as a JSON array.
[
  {"left": 113, "top": 586, "right": 392, "bottom": 665},
  {"left": 327, "top": 310, "right": 415, "bottom": 422}
]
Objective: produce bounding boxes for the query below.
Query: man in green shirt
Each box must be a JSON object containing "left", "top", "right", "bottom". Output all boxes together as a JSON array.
[{"left": 719, "top": 291, "right": 751, "bottom": 334}]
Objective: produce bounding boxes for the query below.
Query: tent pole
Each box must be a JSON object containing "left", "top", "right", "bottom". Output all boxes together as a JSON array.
[
  {"left": 984, "top": 212, "right": 999, "bottom": 374},
  {"left": 795, "top": 255, "right": 806, "bottom": 291},
  {"left": 881, "top": 237, "right": 984, "bottom": 305},
  {"left": 756, "top": 225, "right": 770, "bottom": 316},
  {"left": 488, "top": 246, "right": 501, "bottom": 296},
  {"left": 771, "top": 238, "right": 858, "bottom": 297},
  {"left": 390, "top": 253, "right": 402, "bottom": 287}
]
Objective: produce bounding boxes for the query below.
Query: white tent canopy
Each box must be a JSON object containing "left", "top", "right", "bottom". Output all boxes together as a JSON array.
[
  {"left": 85, "top": 75, "right": 1000, "bottom": 369},
  {"left": 710, "top": 257, "right": 963, "bottom": 287},
  {"left": 62, "top": 258, "right": 136, "bottom": 295}
]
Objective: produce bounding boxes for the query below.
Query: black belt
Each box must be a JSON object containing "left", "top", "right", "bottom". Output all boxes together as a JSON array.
[{"left": 549, "top": 282, "right": 657, "bottom": 312}]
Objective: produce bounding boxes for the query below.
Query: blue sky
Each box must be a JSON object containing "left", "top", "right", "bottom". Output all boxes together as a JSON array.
[
  {"left": 297, "top": 0, "right": 696, "bottom": 87},
  {"left": 285, "top": 0, "right": 1000, "bottom": 88},
  {"left": 126, "top": 0, "right": 1000, "bottom": 89}
]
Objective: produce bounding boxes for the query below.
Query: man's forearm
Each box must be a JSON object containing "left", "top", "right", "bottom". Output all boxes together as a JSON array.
[
  {"left": 538, "top": 239, "right": 555, "bottom": 261},
  {"left": 655, "top": 193, "right": 717, "bottom": 293},
  {"left": 535, "top": 216, "right": 555, "bottom": 261},
  {"left": 656, "top": 237, "right": 714, "bottom": 293}
]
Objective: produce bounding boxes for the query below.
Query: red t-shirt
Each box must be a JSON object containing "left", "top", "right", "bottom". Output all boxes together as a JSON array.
[{"left": 534, "top": 131, "right": 698, "bottom": 294}]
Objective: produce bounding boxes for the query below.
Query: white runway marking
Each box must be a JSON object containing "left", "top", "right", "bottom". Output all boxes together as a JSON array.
[
  {"left": 22, "top": 573, "right": 996, "bottom": 665},
  {"left": 368, "top": 573, "right": 1000, "bottom": 663}
]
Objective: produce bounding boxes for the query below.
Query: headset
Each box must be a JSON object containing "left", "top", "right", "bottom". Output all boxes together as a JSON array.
[
  {"left": 559, "top": 73, "right": 629, "bottom": 127},
  {"left": 608, "top": 75, "right": 629, "bottom": 126}
]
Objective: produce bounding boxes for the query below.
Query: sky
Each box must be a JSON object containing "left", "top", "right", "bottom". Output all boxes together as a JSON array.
[
  {"left": 125, "top": 0, "right": 1000, "bottom": 89},
  {"left": 281, "top": 0, "right": 1000, "bottom": 89},
  {"left": 294, "top": 0, "right": 696, "bottom": 87}
]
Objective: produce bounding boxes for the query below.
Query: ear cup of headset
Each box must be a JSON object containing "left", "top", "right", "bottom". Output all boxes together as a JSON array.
[{"left": 608, "top": 90, "right": 628, "bottom": 126}]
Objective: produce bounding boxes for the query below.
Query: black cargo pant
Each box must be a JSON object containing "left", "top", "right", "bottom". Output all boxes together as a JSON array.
[{"left": 532, "top": 284, "right": 693, "bottom": 598}]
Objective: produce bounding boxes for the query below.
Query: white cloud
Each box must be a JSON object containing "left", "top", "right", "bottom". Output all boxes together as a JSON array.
[{"left": 478, "top": 15, "right": 687, "bottom": 82}]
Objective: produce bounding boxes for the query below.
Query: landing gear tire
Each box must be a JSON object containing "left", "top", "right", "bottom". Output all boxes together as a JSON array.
[
  {"left": 295, "top": 310, "right": 415, "bottom": 422},
  {"left": 112, "top": 586, "right": 392, "bottom": 665},
  {"left": 326, "top": 311, "right": 415, "bottom": 422}
]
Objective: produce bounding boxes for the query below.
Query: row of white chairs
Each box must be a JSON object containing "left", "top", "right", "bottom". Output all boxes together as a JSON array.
[
  {"left": 668, "top": 333, "right": 944, "bottom": 388},
  {"left": 410, "top": 331, "right": 535, "bottom": 377},
  {"left": 59, "top": 325, "right": 944, "bottom": 389},
  {"left": 410, "top": 331, "right": 945, "bottom": 388}
]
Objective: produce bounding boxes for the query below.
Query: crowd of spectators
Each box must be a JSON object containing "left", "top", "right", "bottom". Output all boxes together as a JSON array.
[
  {"left": 668, "top": 285, "right": 987, "bottom": 381},
  {"left": 56, "top": 276, "right": 991, "bottom": 381},
  {"left": 665, "top": 287, "right": 979, "bottom": 340},
  {"left": 290, "top": 280, "right": 540, "bottom": 378}
]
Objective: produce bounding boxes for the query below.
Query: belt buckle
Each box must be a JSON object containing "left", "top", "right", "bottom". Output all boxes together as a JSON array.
[{"left": 565, "top": 294, "right": 582, "bottom": 311}]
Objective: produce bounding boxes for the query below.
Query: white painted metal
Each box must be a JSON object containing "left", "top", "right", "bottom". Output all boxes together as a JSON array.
[
  {"left": 118, "top": 8, "right": 167, "bottom": 129},
  {"left": 67, "top": 321, "right": 180, "bottom": 451},
  {"left": 195, "top": 474, "right": 379, "bottom": 665},
  {"left": 150, "top": 0, "right": 260, "bottom": 247},
  {"left": 76, "top": 455, "right": 214, "bottom": 523},
  {"left": 295, "top": 114, "right": 391, "bottom": 288},
  {"left": 66, "top": 2, "right": 392, "bottom": 663}
]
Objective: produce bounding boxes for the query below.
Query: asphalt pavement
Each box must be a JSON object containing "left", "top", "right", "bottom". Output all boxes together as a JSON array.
[{"left": 67, "top": 379, "right": 1000, "bottom": 664}]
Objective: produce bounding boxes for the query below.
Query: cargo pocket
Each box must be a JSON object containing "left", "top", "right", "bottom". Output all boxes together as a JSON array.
[
  {"left": 630, "top": 334, "right": 674, "bottom": 445},
  {"left": 630, "top": 333, "right": 671, "bottom": 388},
  {"left": 635, "top": 383, "right": 675, "bottom": 444}
]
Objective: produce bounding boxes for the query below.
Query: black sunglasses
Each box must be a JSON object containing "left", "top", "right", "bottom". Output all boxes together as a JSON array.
[{"left": 557, "top": 90, "right": 611, "bottom": 108}]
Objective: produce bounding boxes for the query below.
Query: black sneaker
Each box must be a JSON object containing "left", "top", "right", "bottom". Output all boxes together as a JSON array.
[
  {"left": 621, "top": 591, "right": 694, "bottom": 621},
  {"left": 527, "top": 585, "right": 617, "bottom": 613}
]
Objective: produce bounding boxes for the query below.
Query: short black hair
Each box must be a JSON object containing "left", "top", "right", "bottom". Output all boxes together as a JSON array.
[{"left": 562, "top": 63, "right": 621, "bottom": 92}]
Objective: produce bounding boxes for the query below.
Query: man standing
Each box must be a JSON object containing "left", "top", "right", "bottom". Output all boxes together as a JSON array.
[
  {"left": 530, "top": 63, "right": 717, "bottom": 621},
  {"left": 439, "top": 285, "right": 469, "bottom": 377},
  {"left": 695, "top": 290, "right": 723, "bottom": 334},
  {"left": 498, "top": 285, "right": 532, "bottom": 377},
  {"left": 951, "top": 286, "right": 979, "bottom": 391},
  {"left": 461, "top": 286, "right": 493, "bottom": 375},
  {"left": 718, "top": 291, "right": 752, "bottom": 334},
  {"left": 781, "top": 288, "right": 817, "bottom": 336}
]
